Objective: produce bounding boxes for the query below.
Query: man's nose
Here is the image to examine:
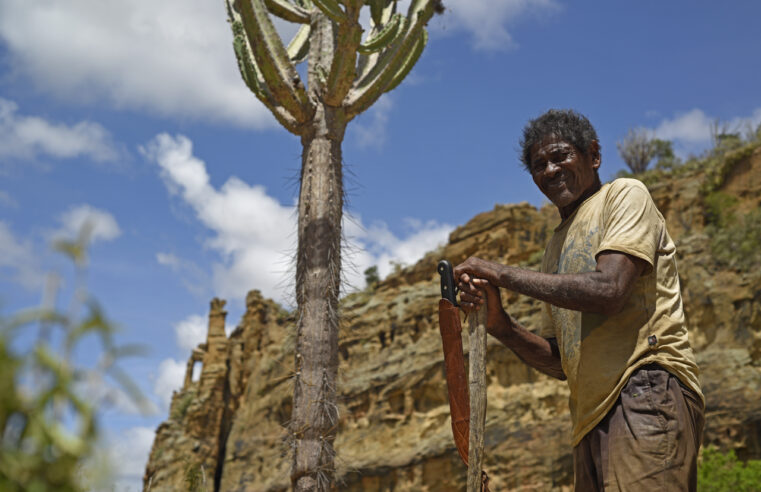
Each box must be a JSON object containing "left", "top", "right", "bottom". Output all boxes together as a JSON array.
[{"left": 544, "top": 161, "right": 561, "bottom": 176}]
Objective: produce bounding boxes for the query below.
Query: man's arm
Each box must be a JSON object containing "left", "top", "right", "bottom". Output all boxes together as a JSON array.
[
  {"left": 466, "top": 278, "right": 566, "bottom": 380},
  {"left": 457, "top": 251, "right": 647, "bottom": 380},
  {"left": 455, "top": 251, "right": 647, "bottom": 316}
]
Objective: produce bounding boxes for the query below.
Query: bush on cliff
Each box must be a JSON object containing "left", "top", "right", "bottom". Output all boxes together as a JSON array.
[{"left": 698, "top": 445, "right": 761, "bottom": 492}]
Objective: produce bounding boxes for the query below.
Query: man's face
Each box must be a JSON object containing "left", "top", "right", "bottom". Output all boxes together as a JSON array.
[{"left": 528, "top": 137, "right": 600, "bottom": 213}]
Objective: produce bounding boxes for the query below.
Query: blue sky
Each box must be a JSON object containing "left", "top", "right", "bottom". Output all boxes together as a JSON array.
[{"left": 1, "top": 1, "right": 760, "bottom": 489}]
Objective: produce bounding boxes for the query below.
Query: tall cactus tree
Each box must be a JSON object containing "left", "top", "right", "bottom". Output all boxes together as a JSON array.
[{"left": 224, "top": 0, "right": 441, "bottom": 489}]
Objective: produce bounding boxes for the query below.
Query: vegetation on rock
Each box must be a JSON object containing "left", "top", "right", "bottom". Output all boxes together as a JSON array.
[{"left": 698, "top": 446, "right": 761, "bottom": 492}]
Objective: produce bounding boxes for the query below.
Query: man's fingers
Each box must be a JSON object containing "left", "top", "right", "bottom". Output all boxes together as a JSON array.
[
  {"left": 459, "top": 292, "right": 484, "bottom": 305},
  {"left": 472, "top": 278, "right": 490, "bottom": 288},
  {"left": 458, "top": 281, "right": 482, "bottom": 299},
  {"left": 459, "top": 299, "right": 482, "bottom": 314}
]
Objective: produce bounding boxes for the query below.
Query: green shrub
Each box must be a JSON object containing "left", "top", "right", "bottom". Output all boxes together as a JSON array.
[
  {"left": 171, "top": 390, "right": 196, "bottom": 421},
  {"left": 363, "top": 265, "right": 380, "bottom": 288},
  {"left": 698, "top": 445, "right": 761, "bottom": 492},
  {"left": 0, "top": 229, "right": 146, "bottom": 491},
  {"left": 703, "top": 189, "right": 761, "bottom": 270}
]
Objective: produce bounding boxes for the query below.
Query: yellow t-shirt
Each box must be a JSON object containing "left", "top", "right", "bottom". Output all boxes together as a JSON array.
[{"left": 540, "top": 178, "right": 703, "bottom": 446}]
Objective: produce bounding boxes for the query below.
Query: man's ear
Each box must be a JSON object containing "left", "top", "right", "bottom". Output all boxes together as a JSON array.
[{"left": 588, "top": 140, "right": 601, "bottom": 170}]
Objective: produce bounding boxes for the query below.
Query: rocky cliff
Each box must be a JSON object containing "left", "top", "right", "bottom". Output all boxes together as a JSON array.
[{"left": 143, "top": 143, "right": 761, "bottom": 491}]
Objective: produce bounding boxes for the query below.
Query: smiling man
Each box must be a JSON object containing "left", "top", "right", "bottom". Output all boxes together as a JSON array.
[{"left": 455, "top": 109, "right": 704, "bottom": 491}]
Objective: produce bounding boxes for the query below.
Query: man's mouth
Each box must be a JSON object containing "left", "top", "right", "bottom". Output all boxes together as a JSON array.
[{"left": 546, "top": 176, "right": 566, "bottom": 190}]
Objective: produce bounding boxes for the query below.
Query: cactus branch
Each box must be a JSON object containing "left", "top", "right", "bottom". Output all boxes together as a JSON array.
[
  {"left": 311, "top": 0, "right": 347, "bottom": 23},
  {"left": 236, "top": 0, "right": 314, "bottom": 125},
  {"left": 287, "top": 24, "right": 311, "bottom": 64},
  {"left": 345, "top": 2, "right": 434, "bottom": 117},
  {"left": 384, "top": 27, "right": 427, "bottom": 93},
  {"left": 264, "top": 0, "right": 312, "bottom": 23},
  {"left": 323, "top": 6, "right": 362, "bottom": 106},
  {"left": 368, "top": 0, "right": 396, "bottom": 26},
  {"left": 230, "top": 20, "right": 301, "bottom": 132},
  {"left": 358, "top": 12, "right": 404, "bottom": 54}
]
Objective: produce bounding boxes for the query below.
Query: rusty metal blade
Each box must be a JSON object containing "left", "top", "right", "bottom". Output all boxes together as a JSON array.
[{"left": 438, "top": 298, "right": 470, "bottom": 466}]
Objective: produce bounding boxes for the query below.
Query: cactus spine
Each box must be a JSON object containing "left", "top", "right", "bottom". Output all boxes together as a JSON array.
[{"left": 224, "top": 0, "right": 439, "bottom": 490}]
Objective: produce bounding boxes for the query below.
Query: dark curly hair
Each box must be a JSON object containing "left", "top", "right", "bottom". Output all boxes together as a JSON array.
[{"left": 519, "top": 109, "right": 600, "bottom": 171}]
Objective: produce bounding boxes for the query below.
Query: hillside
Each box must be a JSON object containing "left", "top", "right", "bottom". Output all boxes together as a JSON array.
[{"left": 143, "top": 142, "right": 761, "bottom": 491}]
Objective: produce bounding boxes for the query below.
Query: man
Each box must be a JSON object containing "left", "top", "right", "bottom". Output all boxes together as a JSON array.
[{"left": 455, "top": 109, "right": 704, "bottom": 491}]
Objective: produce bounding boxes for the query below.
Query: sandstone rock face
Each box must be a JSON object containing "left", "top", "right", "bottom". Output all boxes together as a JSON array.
[{"left": 144, "top": 144, "right": 761, "bottom": 491}]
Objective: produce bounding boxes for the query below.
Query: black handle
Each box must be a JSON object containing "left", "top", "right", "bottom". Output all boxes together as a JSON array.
[{"left": 437, "top": 259, "right": 458, "bottom": 305}]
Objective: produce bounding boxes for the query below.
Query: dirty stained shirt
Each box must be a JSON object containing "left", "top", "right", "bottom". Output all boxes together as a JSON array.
[{"left": 540, "top": 178, "right": 703, "bottom": 446}]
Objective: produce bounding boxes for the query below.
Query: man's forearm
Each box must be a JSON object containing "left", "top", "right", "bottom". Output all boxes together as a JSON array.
[
  {"left": 495, "top": 265, "right": 617, "bottom": 313},
  {"left": 487, "top": 307, "right": 565, "bottom": 380},
  {"left": 456, "top": 255, "right": 645, "bottom": 316}
]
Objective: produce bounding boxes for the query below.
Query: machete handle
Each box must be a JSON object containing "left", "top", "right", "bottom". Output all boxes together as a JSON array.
[{"left": 437, "top": 260, "right": 458, "bottom": 305}]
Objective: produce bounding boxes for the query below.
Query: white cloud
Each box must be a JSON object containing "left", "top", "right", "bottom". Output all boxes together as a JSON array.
[
  {"left": 173, "top": 314, "right": 207, "bottom": 352},
  {"left": 650, "top": 107, "right": 761, "bottom": 154},
  {"left": 351, "top": 96, "right": 393, "bottom": 149},
  {"left": 0, "top": 1, "right": 276, "bottom": 128},
  {"left": 0, "top": 98, "right": 119, "bottom": 163},
  {"left": 0, "top": 220, "right": 44, "bottom": 290},
  {"left": 144, "top": 133, "right": 454, "bottom": 304},
  {"left": 153, "top": 358, "right": 186, "bottom": 410},
  {"left": 348, "top": 217, "right": 453, "bottom": 281},
  {"left": 434, "top": 0, "right": 561, "bottom": 51},
  {"left": 653, "top": 108, "right": 713, "bottom": 144},
  {"left": 105, "top": 426, "right": 156, "bottom": 492},
  {"left": 57, "top": 204, "right": 121, "bottom": 244},
  {"left": 142, "top": 133, "right": 295, "bottom": 303}
]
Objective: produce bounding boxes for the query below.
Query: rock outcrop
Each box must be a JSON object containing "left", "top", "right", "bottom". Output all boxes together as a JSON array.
[{"left": 144, "top": 143, "right": 761, "bottom": 491}]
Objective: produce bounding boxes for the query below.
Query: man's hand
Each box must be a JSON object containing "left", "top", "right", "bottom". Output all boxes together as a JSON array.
[
  {"left": 455, "top": 260, "right": 566, "bottom": 380},
  {"left": 455, "top": 259, "right": 510, "bottom": 340},
  {"left": 453, "top": 257, "right": 502, "bottom": 287}
]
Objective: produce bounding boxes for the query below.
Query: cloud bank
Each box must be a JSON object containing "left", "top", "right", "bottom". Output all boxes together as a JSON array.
[
  {"left": 143, "top": 133, "right": 453, "bottom": 305},
  {"left": 0, "top": 98, "right": 119, "bottom": 163},
  {"left": 0, "top": 0, "right": 273, "bottom": 128},
  {"left": 0, "top": 1, "right": 559, "bottom": 132},
  {"left": 435, "top": 0, "right": 562, "bottom": 51},
  {"left": 648, "top": 107, "right": 761, "bottom": 155}
]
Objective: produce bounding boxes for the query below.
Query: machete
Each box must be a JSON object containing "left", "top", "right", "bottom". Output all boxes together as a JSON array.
[{"left": 437, "top": 260, "right": 490, "bottom": 492}]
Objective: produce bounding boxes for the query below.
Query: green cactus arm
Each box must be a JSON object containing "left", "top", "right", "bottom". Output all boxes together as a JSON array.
[
  {"left": 338, "top": 0, "right": 363, "bottom": 8},
  {"left": 234, "top": 0, "right": 314, "bottom": 124},
  {"left": 264, "top": 0, "right": 311, "bottom": 23},
  {"left": 345, "top": 0, "right": 435, "bottom": 117},
  {"left": 287, "top": 23, "right": 311, "bottom": 63},
  {"left": 312, "top": 0, "right": 347, "bottom": 23},
  {"left": 383, "top": 27, "right": 427, "bottom": 93},
  {"left": 323, "top": 6, "right": 362, "bottom": 106},
  {"left": 343, "top": 25, "right": 416, "bottom": 116},
  {"left": 358, "top": 12, "right": 403, "bottom": 54},
  {"left": 232, "top": 26, "right": 301, "bottom": 133},
  {"left": 368, "top": 0, "right": 396, "bottom": 26}
]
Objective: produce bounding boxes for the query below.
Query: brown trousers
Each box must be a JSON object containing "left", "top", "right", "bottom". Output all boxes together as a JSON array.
[{"left": 573, "top": 364, "right": 704, "bottom": 491}]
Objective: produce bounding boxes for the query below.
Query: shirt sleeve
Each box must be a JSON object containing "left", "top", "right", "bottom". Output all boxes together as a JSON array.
[{"left": 595, "top": 179, "right": 662, "bottom": 274}]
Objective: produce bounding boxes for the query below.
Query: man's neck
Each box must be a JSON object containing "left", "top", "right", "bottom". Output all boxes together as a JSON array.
[{"left": 559, "top": 178, "right": 602, "bottom": 220}]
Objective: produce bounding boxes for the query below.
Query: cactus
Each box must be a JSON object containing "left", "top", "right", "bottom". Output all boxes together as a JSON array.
[{"left": 224, "top": 1, "right": 441, "bottom": 490}]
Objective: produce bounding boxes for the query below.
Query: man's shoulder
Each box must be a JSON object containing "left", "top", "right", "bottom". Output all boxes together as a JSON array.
[{"left": 608, "top": 177, "right": 650, "bottom": 194}]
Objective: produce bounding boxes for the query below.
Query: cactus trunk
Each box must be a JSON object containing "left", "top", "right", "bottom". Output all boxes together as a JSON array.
[
  {"left": 291, "top": 104, "right": 345, "bottom": 491},
  {"left": 291, "top": 14, "right": 345, "bottom": 490},
  {"left": 226, "top": 1, "right": 437, "bottom": 488}
]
